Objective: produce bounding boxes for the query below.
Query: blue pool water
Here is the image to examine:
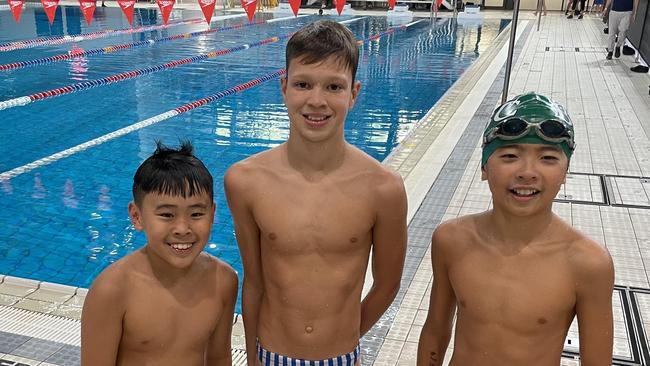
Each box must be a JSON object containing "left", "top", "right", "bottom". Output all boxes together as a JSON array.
[{"left": 0, "top": 5, "right": 508, "bottom": 311}]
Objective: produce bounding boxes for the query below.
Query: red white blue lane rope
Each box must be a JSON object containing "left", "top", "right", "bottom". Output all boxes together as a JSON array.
[
  {"left": 0, "top": 19, "right": 265, "bottom": 71},
  {"left": 0, "top": 19, "right": 424, "bottom": 180},
  {"left": 0, "top": 15, "right": 245, "bottom": 52},
  {"left": 0, "top": 20, "right": 422, "bottom": 110},
  {"left": 0, "top": 34, "right": 293, "bottom": 111},
  {"left": 0, "top": 69, "right": 286, "bottom": 181}
]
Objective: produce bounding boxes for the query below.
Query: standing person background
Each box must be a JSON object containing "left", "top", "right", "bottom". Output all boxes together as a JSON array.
[{"left": 605, "top": 0, "right": 639, "bottom": 59}]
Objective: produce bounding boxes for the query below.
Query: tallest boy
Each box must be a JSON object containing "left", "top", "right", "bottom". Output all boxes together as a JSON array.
[{"left": 225, "top": 20, "right": 408, "bottom": 365}]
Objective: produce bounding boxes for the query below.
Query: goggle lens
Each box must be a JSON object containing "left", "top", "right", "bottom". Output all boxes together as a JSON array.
[
  {"left": 539, "top": 120, "right": 567, "bottom": 138},
  {"left": 499, "top": 118, "right": 527, "bottom": 136}
]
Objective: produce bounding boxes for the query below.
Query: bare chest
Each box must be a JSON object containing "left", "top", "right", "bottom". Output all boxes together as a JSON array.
[
  {"left": 121, "top": 286, "right": 222, "bottom": 353},
  {"left": 253, "top": 183, "right": 375, "bottom": 254},
  {"left": 449, "top": 251, "right": 576, "bottom": 331}
]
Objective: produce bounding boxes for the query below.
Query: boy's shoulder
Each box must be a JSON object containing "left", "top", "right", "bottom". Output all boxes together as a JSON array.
[
  {"left": 224, "top": 145, "right": 283, "bottom": 188},
  {"left": 563, "top": 225, "right": 613, "bottom": 279},
  {"left": 87, "top": 250, "right": 147, "bottom": 301},
  {"left": 345, "top": 144, "right": 404, "bottom": 187},
  {"left": 431, "top": 214, "right": 482, "bottom": 254},
  {"left": 198, "top": 252, "right": 238, "bottom": 282}
]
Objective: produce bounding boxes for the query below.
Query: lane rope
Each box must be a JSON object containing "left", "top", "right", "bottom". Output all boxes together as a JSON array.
[
  {"left": 0, "top": 19, "right": 265, "bottom": 71},
  {"left": 0, "top": 19, "right": 424, "bottom": 180},
  {"left": 0, "top": 13, "right": 246, "bottom": 52}
]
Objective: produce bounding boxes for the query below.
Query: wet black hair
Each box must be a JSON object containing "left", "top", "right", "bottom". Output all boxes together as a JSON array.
[
  {"left": 285, "top": 20, "right": 359, "bottom": 85},
  {"left": 132, "top": 141, "right": 213, "bottom": 206}
]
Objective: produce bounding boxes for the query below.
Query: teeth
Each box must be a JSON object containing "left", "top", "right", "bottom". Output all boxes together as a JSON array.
[
  {"left": 306, "top": 115, "right": 327, "bottom": 121},
  {"left": 170, "top": 243, "right": 193, "bottom": 250},
  {"left": 513, "top": 189, "right": 537, "bottom": 196}
]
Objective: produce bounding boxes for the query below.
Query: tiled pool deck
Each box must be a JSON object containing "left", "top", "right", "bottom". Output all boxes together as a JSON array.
[{"left": 1, "top": 6, "right": 650, "bottom": 365}]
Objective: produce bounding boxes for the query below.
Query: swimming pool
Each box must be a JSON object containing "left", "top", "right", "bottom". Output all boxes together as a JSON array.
[{"left": 0, "top": 5, "right": 508, "bottom": 311}]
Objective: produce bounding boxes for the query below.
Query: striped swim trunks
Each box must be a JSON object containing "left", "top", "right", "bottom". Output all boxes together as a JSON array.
[{"left": 257, "top": 340, "right": 361, "bottom": 366}]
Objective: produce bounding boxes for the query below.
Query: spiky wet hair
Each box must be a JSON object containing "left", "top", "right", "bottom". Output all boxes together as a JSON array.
[{"left": 132, "top": 141, "right": 213, "bottom": 206}]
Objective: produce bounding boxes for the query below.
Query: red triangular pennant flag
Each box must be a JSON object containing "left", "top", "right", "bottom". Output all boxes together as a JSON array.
[
  {"left": 117, "top": 0, "right": 135, "bottom": 25},
  {"left": 41, "top": 0, "right": 59, "bottom": 24},
  {"left": 288, "top": 0, "right": 300, "bottom": 16},
  {"left": 8, "top": 0, "right": 24, "bottom": 23},
  {"left": 335, "top": 0, "right": 344, "bottom": 15},
  {"left": 387, "top": 0, "right": 395, "bottom": 9},
  {"left": 240, "top": 0, "right": 256, "bottom": 22},
  {"left": 156, "top": 0, "right": 175, "bottom": 25},
  {"left": 79, "top": 0, "right": 96, "bottom": 25},
  {"left": 198, "top": 0, "right": 216, "bottom": 25}
]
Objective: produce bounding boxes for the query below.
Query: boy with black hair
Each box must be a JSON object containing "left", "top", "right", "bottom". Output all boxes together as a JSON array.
[
  {"left": 417, "top": 93, "right": 614, "bottom": 365},
  {"left": 81, "top": 141, "right": 238, "bottom": 366},
  {"left": 225, "top": 20, "right": 407, "bottom": 366}
]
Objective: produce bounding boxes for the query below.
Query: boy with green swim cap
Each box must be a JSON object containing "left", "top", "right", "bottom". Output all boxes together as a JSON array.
[{"left": 418, "top": 92, "right": 614, "bottom": 366}]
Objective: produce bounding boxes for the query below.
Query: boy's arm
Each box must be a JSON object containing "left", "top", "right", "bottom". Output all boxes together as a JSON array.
[
  {"left": 206, "top": 265, "right": 239, "bottom": 366},
  {"left": 360, "top": 172, "right": 407, "bottom": 335},
  {"left": 632, "top": 0, "right": 639, "bottom": 21},
  {"left": 80, "top": 270, "right": 125, "bottom": 366},
  {"left": 575, "top": 242, "right": 615, "bottom": 366},
  {"left": 224, "top": 165, "right": 263, "bottom": 366},
  {"left": 417, "top": 226, "right": 457, "bottom": 366}
]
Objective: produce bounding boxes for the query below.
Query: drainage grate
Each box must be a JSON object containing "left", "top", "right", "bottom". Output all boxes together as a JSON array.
[
  {"left": 606, "top": 176, "right": 650, "bottom": 209},
  {"left": 233, "top": 348, "right": 247, "bottom": 366},
  {"left": 0, "top": 305, "right": 80, "bottom": 346},
  {"left": 544, "top": 47, "right": 606, "bottom": 53},
  {"left": 555, "top": 173, "right": 608, "bottom": 205},
  {"left": 562, "top": 287, "right": 644, "bottom": 365},
  {"left": 554, "top": 173, "right": 650, "bottom": 209}
]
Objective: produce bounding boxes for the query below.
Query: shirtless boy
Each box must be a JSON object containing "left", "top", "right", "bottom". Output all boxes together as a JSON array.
[
  {"left": 224, "top": 20, "right": 408, "bottom": 366},
  {"left": 417, "top": 93, "right": 614, "bottom": 366},
  {"left": 81, "top": 141, "right": 238, "bottom": 366}
]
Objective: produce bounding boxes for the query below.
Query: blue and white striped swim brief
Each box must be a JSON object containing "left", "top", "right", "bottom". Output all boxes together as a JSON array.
[{"left": 256, "top": 340, "right": 361, "bottom": 366}]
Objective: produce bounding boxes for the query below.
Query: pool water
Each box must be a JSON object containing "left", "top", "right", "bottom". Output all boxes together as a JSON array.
[{"left": 0, "top": 5, "right": 508, "bottom": 311}]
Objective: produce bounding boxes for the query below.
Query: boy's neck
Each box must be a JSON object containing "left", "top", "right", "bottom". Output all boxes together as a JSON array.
[
  {"left": 485, "top": 207, "right": 556, "bottom": 249},
  {"left": 284, "top": 135, "right": 348, "bottom": 176},
  {"left": 141, "top": 247, "right": 194, "bottom": 283}
]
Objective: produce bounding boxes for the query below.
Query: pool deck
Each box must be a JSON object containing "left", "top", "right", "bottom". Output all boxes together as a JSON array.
[{"left": 2, "top": 6, "right": 650, "bottom": 366}]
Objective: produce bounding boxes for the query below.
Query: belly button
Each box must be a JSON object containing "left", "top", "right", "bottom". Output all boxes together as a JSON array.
[{"left": 305, "top": 326, "right": 313, "bottom": 333}]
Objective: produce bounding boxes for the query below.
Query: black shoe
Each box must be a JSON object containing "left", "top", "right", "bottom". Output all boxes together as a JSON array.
[
  {"left": 615, "top": 47, "right": 621, "bottom": 58},
  {"left": 567, "top": 14, "right": 574, "bottom": 18},
  {"left": 604, "top": 27, "right": 609, "bottom": 34},
  {"left": 578, "top": 13, "right": 583, "bottom": 19},
  {"left": 623, "top": 45, "right": 635, "bottom": 55},
  {"left": 630, "top": 65, "right": 649, "bottom": 73},
  {"left": 606, "top": 51, "right": 613, "bottom": 60}
]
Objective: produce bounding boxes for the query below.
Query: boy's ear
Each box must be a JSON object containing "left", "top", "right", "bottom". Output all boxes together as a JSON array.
[
  {"left": 280, "top": 77, "right": 288, "bottom": 102},
  {"left": 128, "top": 201, "right": 144, "bottom": 231},
  {"left": 349, "top": 81, "right": 361, "bottom": 108},
  {"left": 481, "top": 165, "right": 488, "bottom": 181}
]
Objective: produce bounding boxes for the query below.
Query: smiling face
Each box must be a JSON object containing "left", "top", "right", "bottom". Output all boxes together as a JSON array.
[
  {"left": 281, "top": 55, "right": 361, "bottom": 144},
  {"left": 482, "top": 144, "right": 568, "bottom": 218},
  {"left": 128, "top": 191, "right": 215, "bottom": 270}
]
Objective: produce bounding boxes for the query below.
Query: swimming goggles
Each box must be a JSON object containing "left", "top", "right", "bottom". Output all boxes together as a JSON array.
[{"left": 483, "top": 117, "right": 576, "bottom": 151}]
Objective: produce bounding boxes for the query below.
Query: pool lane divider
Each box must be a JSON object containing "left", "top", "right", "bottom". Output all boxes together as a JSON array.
[
  {"left": 0, "top": 69, "right": 286, "bottom": 181},
  {"left": 0, "top": 13, "right": 247, "bottom": 52},
  {"left": 0, "top": 34, "right": 294, "bottom": 111},
  {"left": 0, "top": 19, "right": 266, "bottom": 71},
  {"left": 0, "top": 20, "right": 424, "bottom": 180},
  {"left": 0, "top": 14, "right": 310, "bottom": 71},
  {"left": 0, "top": 17, "right": 415, "bottom": 111}
]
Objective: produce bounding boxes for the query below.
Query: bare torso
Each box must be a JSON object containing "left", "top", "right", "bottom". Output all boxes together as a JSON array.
[
  {"left": 115, "top": 251, "right": 231, "bottom": 366},
  {"left": 445, "top": 214, "right": 581, "bottom": 366},
  {"left": 242, "top": 145, "right": 389, "bottom": 358}
]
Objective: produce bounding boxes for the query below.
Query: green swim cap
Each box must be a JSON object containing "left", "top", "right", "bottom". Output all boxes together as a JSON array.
[{"left": 481, "top": 92, "right": 575, "bottom": 167}]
